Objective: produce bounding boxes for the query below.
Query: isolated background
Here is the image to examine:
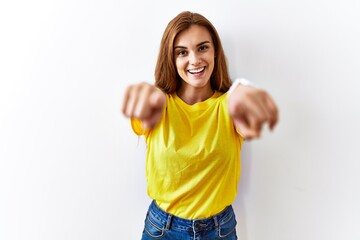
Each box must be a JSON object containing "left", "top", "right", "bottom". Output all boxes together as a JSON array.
[{"left": 1, "top": 0, "right": 359, "bottom": 239}]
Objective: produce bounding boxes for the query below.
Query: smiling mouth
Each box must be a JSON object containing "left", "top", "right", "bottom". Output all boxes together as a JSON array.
[{"left": 188, "top": 67, "right": 205, "bottom": 74}]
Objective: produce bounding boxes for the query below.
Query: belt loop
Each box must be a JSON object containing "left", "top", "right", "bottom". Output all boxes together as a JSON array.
[
  {"left": 213, "top": 215, "right": 219, "bottom": 228},
  {"left": 165, "top": 214, "right": 172, "bottom": 230}
]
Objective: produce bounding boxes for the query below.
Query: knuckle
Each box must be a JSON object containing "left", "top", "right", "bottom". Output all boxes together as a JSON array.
[{"left": 125, "top": 85, "right": 133, "bottom": 92}]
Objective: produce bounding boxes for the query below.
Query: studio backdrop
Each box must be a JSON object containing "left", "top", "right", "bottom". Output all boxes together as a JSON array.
[{"left": 0, "top": 0, "right": 359, "bottom": 239}]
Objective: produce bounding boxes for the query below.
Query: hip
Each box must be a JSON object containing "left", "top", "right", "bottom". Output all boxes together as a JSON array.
[{"left": 141, "top": 200, "right": 237, "bottom": 240}]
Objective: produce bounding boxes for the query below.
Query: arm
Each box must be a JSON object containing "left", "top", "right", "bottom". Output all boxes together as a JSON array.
[
  {"left": 228, "top": 79, "right": 279, "bottom": 140},
  {"left": 122, "top": 82, "right": 166, "bottom": 129}
]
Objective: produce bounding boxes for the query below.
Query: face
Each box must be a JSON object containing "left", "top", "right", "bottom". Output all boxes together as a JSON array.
[{"left": 174, "top": 25, "right": 215, "bottom": 92}]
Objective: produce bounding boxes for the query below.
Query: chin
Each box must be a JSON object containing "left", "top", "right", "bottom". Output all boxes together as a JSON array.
[{"left": 190, "top": 80, "right": 210, "bottom": 88}]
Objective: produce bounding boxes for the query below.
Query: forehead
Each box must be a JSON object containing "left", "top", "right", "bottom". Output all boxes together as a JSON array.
[{"left": 174, "top": 25, "right": 212, "bottom": 46}]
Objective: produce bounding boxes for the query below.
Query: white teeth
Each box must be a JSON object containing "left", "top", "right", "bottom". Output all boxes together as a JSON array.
[{"left": 188, "top": 67, "right": 205, "bottom": 74}]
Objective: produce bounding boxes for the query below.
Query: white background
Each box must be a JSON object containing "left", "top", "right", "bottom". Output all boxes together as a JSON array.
[{"left": 1, "top": 0, "right": 359, "bottom": 239}]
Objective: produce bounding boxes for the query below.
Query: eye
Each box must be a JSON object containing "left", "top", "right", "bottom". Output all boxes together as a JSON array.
[
  {"left": 199, "top": 45, "right": 209, "bottom": 52},
  {"left": 177, "top": 50, "right": 187, "bottom": 56}
]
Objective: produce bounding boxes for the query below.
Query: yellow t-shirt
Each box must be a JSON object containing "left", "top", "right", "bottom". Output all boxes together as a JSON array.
[{"left": 131, "top": 91, "right": 242, "bottom": 219}]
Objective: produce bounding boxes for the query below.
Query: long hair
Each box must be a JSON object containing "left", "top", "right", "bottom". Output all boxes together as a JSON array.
[{"left": 154, "top": 11, "right": 232, "bottom": 93}]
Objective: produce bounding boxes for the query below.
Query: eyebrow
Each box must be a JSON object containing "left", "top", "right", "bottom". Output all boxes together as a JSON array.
[{"left": 174, "top": 41, "right": 211, "bottom": 49}]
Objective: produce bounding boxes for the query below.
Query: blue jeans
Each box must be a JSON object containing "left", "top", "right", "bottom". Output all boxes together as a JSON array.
[{"left": 141, "top": 201, "right": 237, "bottom": 240}]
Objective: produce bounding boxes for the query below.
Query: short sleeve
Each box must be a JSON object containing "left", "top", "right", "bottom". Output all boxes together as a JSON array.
[{"left": 130, "top": 118, "right": 146, "bottom": 136}]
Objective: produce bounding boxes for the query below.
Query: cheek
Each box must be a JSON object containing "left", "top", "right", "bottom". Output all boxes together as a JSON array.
[
  {"left": 210, "top": 57, "right": 215, "bottom": 69},
  {"left": 175, "top": 59, "right": 186, "bottom": 72}
]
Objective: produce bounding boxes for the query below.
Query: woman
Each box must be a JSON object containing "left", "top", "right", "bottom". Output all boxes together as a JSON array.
[{"left": 122, "top": 11, "right": 278, "bottom": 240}]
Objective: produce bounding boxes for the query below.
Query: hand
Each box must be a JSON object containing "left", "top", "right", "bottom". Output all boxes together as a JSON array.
[
  {"left": 228, "top": 85, "right": 279, "bottom": 140},
  {"left": 122, "top": 82, "right": 166, "bottom": 129}
]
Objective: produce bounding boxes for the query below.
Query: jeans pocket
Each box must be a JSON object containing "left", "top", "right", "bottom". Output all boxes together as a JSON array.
[
  {"left": 143, "top": 213, "right": 165, "bottom": 239},
  {"left": 218, "top": 211, "right": 237, "bottom": 238}
]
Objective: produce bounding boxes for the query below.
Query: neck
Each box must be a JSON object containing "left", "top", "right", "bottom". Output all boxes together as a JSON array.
[{"left": 177, "top": 86, "right": 214, "bottom": 105}]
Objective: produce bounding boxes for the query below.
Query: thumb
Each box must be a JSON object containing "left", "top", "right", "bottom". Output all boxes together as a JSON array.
[
  {"left": 141, "top": 90, "right": 165, "bottom": 130},
  {"left": 234, "top": 119, "right": 261, "bottom": 140},
  {"left": 149, "top": 90, "right": 166, "bottom": 109}
]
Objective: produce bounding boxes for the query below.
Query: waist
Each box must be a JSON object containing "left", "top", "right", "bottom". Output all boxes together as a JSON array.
[{"left": 148, "top": 200, "right": 235, "bottom": 231}]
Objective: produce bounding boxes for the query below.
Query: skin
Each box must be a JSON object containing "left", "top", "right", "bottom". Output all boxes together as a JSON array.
[
  {"left": 228, "top": 86, "right": 278, "bottom": 139},
  {"left": 174, "top": 25, "right": 215, "bottom": 105},
  {"left": 122, "top": 25, "right": 279, "bottom": 139}
]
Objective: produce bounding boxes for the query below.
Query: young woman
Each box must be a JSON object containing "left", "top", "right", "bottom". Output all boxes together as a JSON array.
[{"left": 122, "top": 11, "right": 278, "bottom": 240}]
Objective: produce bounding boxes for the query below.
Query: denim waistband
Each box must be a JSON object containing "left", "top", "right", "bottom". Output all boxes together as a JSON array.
[{"left": 147, "top": 200, "right": 234, "bottom": 232}]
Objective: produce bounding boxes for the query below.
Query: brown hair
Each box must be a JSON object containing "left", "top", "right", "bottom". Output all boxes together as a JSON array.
[{"left": 154, "top": 11, "right": 232, "bottom": 93}]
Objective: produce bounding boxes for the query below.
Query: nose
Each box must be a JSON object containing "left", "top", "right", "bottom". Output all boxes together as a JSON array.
[{"left": 189, "top": 51, "right": 201, "bottom": 65}]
